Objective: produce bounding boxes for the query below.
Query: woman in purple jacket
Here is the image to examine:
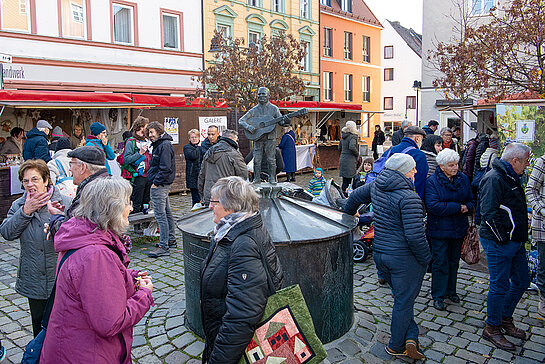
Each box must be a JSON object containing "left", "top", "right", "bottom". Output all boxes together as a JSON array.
[{"left": 41, "top": 178, "right": 154, "bottom": 363}]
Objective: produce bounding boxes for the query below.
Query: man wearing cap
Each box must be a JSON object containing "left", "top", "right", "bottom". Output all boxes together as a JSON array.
[
  {"left": 422, "top": 120, "right": 439, "bottom": 135},
  {"left": 47, "top": 146, "right": 109, "bottom": 239},
  {"left": 48, "top": 126, "right": 65, "bottom": 151},
  {"left": 85, "top": 122, "right": 115, "bottom": 174},
  {"left": 23, "top": 120, "right": 53, "bottom": 163},
  {"left": 390, "top": 126, "right": 428, "bottom": 199}
]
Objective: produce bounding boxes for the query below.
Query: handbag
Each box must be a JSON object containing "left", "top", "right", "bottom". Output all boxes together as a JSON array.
[
  {"left": 238, "top": 248, "right": 327, "bottom": 364},
  {"left": 461, "top": 219, "right": 480, "bottom": 265},
  {"left": 22, "top": 249, "right": 77, "bottom": 364}
]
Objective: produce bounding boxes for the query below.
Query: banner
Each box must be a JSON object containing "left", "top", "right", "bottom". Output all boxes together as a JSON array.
[
  {"left": 164, "top": 117, "right": 179, "bottom": 144},
  {"left": 198, "top": 116, "right": 227, "bottom": 141}
]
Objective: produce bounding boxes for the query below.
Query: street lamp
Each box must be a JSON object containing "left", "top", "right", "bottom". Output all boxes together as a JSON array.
[{"left": 412, "top": 80, "right": 421, "bottom": 127}]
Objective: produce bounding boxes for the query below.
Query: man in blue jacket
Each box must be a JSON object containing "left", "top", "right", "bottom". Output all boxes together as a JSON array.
[
  {"left": 23, "top": 119, "right": 52, "bottom": 162},
  {"left": 390, "top": 126, "right": 428, "bottom": 199},
  {"left": 146, "top": 121, "right": 176, "bottom": 258}
]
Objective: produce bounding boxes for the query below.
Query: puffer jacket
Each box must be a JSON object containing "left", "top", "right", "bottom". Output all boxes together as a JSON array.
[
  {"left": 344, "top": 169, "right": 431, "bottom": 266},
  {"left": 480, "top": 158, "right": 528, "bottom": 243},
  {"left": 198, "top": 138, "right": 248, "bottom": 205},
  {"left": 47, "top": 149, "right": 77, "bottom": 208},
  {"left": 183, "top": 142, "right": 201, "bottom": 189},
  {"left": 423, "top": 150, "right": 438, "bottom": 178},
  {"left": 425, "top": 168, "right": 474, "bottom": 239},
  {"left": 23, "top": 127, "right": 51, "bottom": 163},
  {"left": 479, "top": 147, "right": 498, "bottom": 169},
  {"left": 148, "top": 133, "right": 176, "bottom": 186},
  {"left": 474, "top": 134, "right": 489, "bottom": 169},
  {"left": 0, "top": 188, "right": 62, "bottom": 299},
  {"left": 338, "top": 132, "right": 359, "bottom": 178},
  {"left": 462, "top": 137, "right": 479, "bottom": 179},
  {"left": 201, "top": 213, "right": 283, "bottom": 364}
]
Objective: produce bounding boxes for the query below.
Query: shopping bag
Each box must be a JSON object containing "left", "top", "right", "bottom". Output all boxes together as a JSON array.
[
  {"left": 461, "top": 225, "right": 480, "bottom": 265},
  {"left": 239, "top": 284, "right": 327, "bottom": 364}
]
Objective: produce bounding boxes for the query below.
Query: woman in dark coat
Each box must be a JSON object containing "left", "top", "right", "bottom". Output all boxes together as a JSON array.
[
  {"left": 421, "top": 134, "right": 443, "bottom": 177},
  {"left": 371, "top": 125, "right": 386, "bottom": 160},
  {"left": 278, "top": 126, "right": 297, "bottom": 182},
  {"left": 183, "top": 129, "right": 201, "bottom": 205},
  {"left": 425, "top": 148, "right": 474, "bottom": 311},
  {"left": 201, "top": 176, "right": 283, "bottom": 364},
  {"left": 338, "top": 120, "right": 359, "bottom": 195}
]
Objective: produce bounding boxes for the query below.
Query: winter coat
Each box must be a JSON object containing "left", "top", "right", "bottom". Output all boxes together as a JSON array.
[
  {"left": 0, "top": 188, "right": 62, "bottom": 299},
  {"left": 40, "top": 218, "right": 153, "bottom": 363},
  {"left": 148, "top": 133, "right": 176, "bottom": 187},
  {"left": 474, "top": 135, "right": 489, "bottom": 170},
  {"left": 200, "top": 137, "right": 220, "bottom": 160},
  {"left": 23, "top": 127, "right": 51, "bottom": 163},
  {"left": 198, "top": 138, "right": 248, "bottom": 205},
  {"left": 344, "top": 169, "right": 431, "bottom": 266},
  {"left": 462, "top": 138, "right": 479, "bottom": 179},
  {"left": 338, "top": 132, "right": 359, "bottom": 178},
  {"left": 123, "top": 137, "right": 151, "bottom": 177},
  {"left": 278, "top": 130, "right": 297, "bottom": 173},
  {"left": 70, "top": 134, "right": 84, "bottom": 149},
  {"left": 85, "top": 135, "right": 115, "bottom": 174},
  {"left": 526, "top": 155, "right": 545, "bottom": 241},
  {"left": 391, "top": 128, "right": 404, "bottom": 146},
  {"left": 423, "top": 150, "right": 438, "bottom": 178},
  {"left": 201, "top": 213, "right": 283, "bottom": 364},
  {"left": 425, "top": 168, "right": 474, "bottom": 239},
  {"left": 47, "top": 149, "right": 77, "bottom": 208},
  {"left": 479, "top": 148, "right": 498, "bottom": 169},
  {"left": 391, "top": 137, "right": 428, "bottom": 199},
  {"left": 372, "top": 130, "right": 385, "bottom": 149},
  {"left": 0, "top": 136, "right": 23, "bottom": 156},
  {"left": 422, "top": 125, "right": 435, "bottom": 135},
  {"left": 480, "top": 158, "right": 528, "bottom": 243},
  {"left": 183, "top": 142, "right": 201, "bottom": 189}
]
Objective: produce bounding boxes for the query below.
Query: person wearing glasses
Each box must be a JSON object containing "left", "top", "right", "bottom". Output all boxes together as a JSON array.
[{"left": 0, "top": 159, "right": 63, "bottom": 337}]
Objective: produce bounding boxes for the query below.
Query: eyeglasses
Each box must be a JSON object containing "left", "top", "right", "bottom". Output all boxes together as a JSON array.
[
  {"left": 209, "top": 200, "right": 220, "bottom": 206},
  {"left": 22, "top": 176, "right": 42, "bottom": 186},
  {"left": 69, "top": 161, "right": 82, "bottom": 167}
]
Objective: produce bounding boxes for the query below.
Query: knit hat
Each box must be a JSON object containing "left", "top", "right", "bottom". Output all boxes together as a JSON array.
[
  {"left": 90, "top": 122, "right": 106, "bottom": 136},
  {"left": 385, "top": 153, "right": 416, "bottom": 175},
  {"left": 68, "top": 146, "right": 106, "bottom": 166},
  {"left": 489, "top": 136, "right": 499, "bottom": 150},
  {"left": 52, "top": 126, "right": 63, "bottom": 138},
  {"left": 315, "top": 167, "right": 323, "bottom": 173},
  {"left": 55, "top": 137, "right": 71, "bottom": 152},
  {"left": 36, "top": 120, "right": 52, "bottom": 129}
]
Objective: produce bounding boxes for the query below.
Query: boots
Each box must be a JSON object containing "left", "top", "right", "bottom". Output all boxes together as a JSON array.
[
  {"left": 482, "top": 323, "right": 516, "bottom": 351},
  {"left": 501, "top": 317, "right": 527, "bottom": 339}
]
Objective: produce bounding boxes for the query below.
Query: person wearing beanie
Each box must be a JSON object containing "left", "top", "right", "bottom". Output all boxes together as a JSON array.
[
  {"left": 47, "top": 137, "right": 76, "bottom": 207},
  {"left": 23, "top": 120, "right": 52, "bottom": 163},
  {"left": 344, "top": 151, "right": 430, "bottom": 360},
  {"left": 85, "top": 122, "right": 115, "bottom": 174},
  {"left": 307, "top": 167, "right": 326, "bottom": 197},
  {"left": 49, "top": 126, "right": 65, "bottom": 151},
  {"left": 338, "top": 120, "right": 359, "bottom": 196}
]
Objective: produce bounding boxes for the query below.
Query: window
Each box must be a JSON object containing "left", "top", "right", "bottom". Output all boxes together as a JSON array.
[
  {"left": 471, "top": 0, "right": 494, "bottom": 15},
  {"left": 272, "top": 0, "right": 282, "bottom": 12},
  {"left": 248, "top": 0, "right": 259, "bottom": 6},
  {"left": 1, "top": 0, "right": 30, "bottom": 32},
  {"left": 113, "top": 3, "right": 134, "bottom": 44},
  {"left": 300, "top": 0, "right": 309, "bottom": 19},
  {"left": 362, "top": 76, "right": 370, "bottom": 102},
  {"left": 320, "top": 0, "right": 331, "bottom": 5},
  {"left": 301, "top": 41, "right": 310, "bottom": 72},
  {"left": 384, "top": 97, "right": 394, "bottom": 110},
  {"left": 344, "top": 74, "right": 353, "bottom": 102},
  {"left": 323, "top": 72, "right": 332, "bottom": 101},
  {"left": 341, "top": 0, "right": 352, "bottom": 13},
  {"left": 384, "top": 45, "right": 394, "bottom": 59},
  {"left": 249, "top": 31, "right": 260, "bottom": 46},
  {"left": 362, "top": 35, "right": 370, "bottom": 63},
  {"left": 344, "top": 32, "right": 352, "bottom": 60},
  {"left": 59, "top": 0, "right": 85, "bottom": 38},
  {"left": 406, "top": 96, "right": 416, "bottom": 109},
  {"left": 384, "top": 68, "right": 394, "bottom": 81},
  {"left": 323, "top": 27, "right": 332, "bottom": 57},
  {"left": 162, "top": 13, "right": 180, "bottom": 50},
  {"left": 211, "top": 24, "right": 230, "bottom": 50}
]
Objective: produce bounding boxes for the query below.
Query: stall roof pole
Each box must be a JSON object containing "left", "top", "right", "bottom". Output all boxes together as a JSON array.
[
  {"left": 0, "top": 105, "right": 4, "bottom": 118},
  {"left": 317, "top": 111, "right": 335, "bottom": 129}
]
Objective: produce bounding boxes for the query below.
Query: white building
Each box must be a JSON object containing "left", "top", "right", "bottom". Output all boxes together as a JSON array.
[
  {"left": 0, "top": 0, "right": 202, "bottom": 94},
  {"left": 381, "top": 20, "right": 422, "bottom": 135}
]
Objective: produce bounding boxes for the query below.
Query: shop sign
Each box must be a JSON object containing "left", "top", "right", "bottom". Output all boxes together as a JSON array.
[
  {"left": 164, "top": 117, "right": 179, "bottom": 144},
  {"left": 0, "top": 53, "right": 12, "bottom": 63},
  {"left": 199, "top": 116, "right": 227, "bottom": 141},
  {"left": 516, "top": 120, "right": 535, "bottom": 142}
]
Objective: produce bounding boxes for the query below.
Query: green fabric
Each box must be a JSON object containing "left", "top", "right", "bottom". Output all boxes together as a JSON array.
[{"left": 238, "top": 284, "right": 327, "bottom": 364}]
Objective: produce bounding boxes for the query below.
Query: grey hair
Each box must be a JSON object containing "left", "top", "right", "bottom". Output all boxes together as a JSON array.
[
  {"left": 188, "top": 128, "right": 199, "bottom": 136},
  {"left": 71, "top": 177, "right": 132, "bottom": 236},
  {"left": 401, "top": 119, "right": 412, "bottom": 128},
  {"left": 501, "top": 142, "right": 531, "bottom": 162},
  {"left": 37, "top": 127, "right": 48, "bottom": 133},
  {"left": 81, "top": 161, "right": 104, "bottom": 174},
  {"left": 440, "top": 127, "right": 452, "bottom": 136},
  {"left": 436, "top": 148, "right": 460, "bottom": 165},
  {"left": 210, "top": 176, "right": 259, "bottom": 214},
  {"left": 342, "top": 120, "right": 358, "bottom": 135},
  {"left": 222, "top": 129, "right": 238, "bottom": 140}
]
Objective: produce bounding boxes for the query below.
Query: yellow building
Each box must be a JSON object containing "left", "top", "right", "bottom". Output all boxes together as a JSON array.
[{"left": 203, "top": 0, "right": 320, "bottom": 100}]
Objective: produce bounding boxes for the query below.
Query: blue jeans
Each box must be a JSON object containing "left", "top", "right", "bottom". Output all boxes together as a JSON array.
[
  {"left": 374, "top": 252, "right": 426, "bottom": 352},
  {"left": 480, "top": 238, "right": 531, "bottom": 326},
  {"left": 150, "top": 185, "right": 176, "bottom": 249},
  {"left": 430, "top": 238, "right": 462, "bottom": 300}
]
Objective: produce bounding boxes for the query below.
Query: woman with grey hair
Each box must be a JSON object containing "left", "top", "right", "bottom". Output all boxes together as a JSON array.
[
  {"left": 201, "top": 176, "right": 283, "bottom": 363},
  {"left": 41, "top": 177, "right": 154, "bottom": 363},
  {"left": 425, "top": 148, "right": 473, "bottom": 311},
  {"left": 441, "top": 127, "right": 460, "bottom": 154}
]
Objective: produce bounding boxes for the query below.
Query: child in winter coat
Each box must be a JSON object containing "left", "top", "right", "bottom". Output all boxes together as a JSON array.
[
  {"left": 307, "top": 167, "right": 326, "bottom": 197},
  {"left": 352, "top": 157, "right": 377, "bottom": 189}
]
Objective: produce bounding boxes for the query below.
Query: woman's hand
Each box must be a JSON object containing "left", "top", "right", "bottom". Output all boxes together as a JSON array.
[
  {"left": 460, "top": 204, "right": 468, "bottom": 214},
  {"left": 139, "top": 278, "right": 153, "bottom": 293},
  {"left": 23, "top": 191, "right": 50, "bottom": 215},
  {"left": 47, "top": 200, "right": 64, "bottom": 215}
]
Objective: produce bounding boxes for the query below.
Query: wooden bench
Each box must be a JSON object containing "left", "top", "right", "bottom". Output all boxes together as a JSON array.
[{"left": 128, "top": 211, "right": 156, "bottom": 226}]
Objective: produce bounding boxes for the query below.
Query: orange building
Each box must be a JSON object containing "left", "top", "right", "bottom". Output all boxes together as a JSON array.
[{"left": 320, "top": 0, "right": 382, "bottom": 146}]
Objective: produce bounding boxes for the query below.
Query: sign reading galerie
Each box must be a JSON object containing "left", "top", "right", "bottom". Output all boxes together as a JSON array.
[{"left": 198, "top": 116, "right": 227, "bottom": 141}]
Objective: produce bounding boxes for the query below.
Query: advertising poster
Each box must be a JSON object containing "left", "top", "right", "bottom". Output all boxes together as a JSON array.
[
  {"left": 516, "top": 120, "right": 535, "bottom": 142},
  {"left": 198, "top": 116, "right": 228, "bottom": 141},
  {"left": 164, "top": 117, "right": 179, "bottom": 144},
  {"left": 496, "top": 104, "right": 545, "bottom": 157}
]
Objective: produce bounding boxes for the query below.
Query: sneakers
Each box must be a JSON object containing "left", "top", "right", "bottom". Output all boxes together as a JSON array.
[
  {"left": 168, "top": 240, "right": 177, "bottom": 248},
  {"left": 148, "top": 247, "right": 170, "bottom": 258},
  {"left": 385, "top": 341, "right": 425, "bottom": 360},
  {"left": 539, "top": 293, "right": 545, "bottom": 317}
]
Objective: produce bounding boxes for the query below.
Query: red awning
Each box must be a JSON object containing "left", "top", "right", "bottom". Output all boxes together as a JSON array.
[
  {"left": 0, "top": 90, "right": 133, "bottom": 103},
  {"left": 131, "top": 94, "right": 227, "bottom": 108},
  {"left": 272, "top": 100, "right": 363, "bottom": 111}
]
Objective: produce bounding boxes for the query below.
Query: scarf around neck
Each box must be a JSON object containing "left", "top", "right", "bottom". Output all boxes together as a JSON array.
[{"left": 213, "top": 211, "right": 253, "bottom": 242}]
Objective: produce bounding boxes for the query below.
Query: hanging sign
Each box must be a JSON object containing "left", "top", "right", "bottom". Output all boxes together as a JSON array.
[
  {"left": 198, "top": 116, "right": 228, "bottom": 141},
  {"left": 164, "top": 117, "right": 179, "bottom": 144},
  {"left": 516, "top": 120, "right": 535, "bottom": 142}
]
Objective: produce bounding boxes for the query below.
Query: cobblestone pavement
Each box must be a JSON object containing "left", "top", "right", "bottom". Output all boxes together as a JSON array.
[{"left": 0, "top": 170, "right": 544, "bottom": 363}]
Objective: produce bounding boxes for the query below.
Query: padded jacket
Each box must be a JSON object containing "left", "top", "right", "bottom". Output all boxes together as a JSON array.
[
  {"left": 200, "top": 213, "right": 283, "bottom": 364},
  {"left": 344, "top": 169, "right": 431, "bottom": 267},
  {"left": 183, "top": 142, "right": 201, "bottom": 189},
  {"left": 147, "top": 133, "right": 176, "bottom": 186},
  {"left": 425, "top": 168, "right": 474, "bottom": 240},
  {"left": 391, "top": 137, "right": 428, "bottom": 199},
  {"left": 462, "top": 138, "right": 479, "bottom": 179},
  {"left": 85, "top": 135, "right": 116, "bottom": 174},
  {"left": 338, "top": 132, "right": 359, "bottom": 178},
  {"left": 479, "top": 158, "right": 528, "bottom": 243},
  {"left": 23, "top": 127, "right": 51, "bottom": 163}
]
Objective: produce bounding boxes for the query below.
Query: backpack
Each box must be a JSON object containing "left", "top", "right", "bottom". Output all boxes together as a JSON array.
[
  {"left": 54, "top": 159, "right": 77, "bottom": 207},
  {"left": 117, "top": 138, "right": 138, "bottom": 180},
  {"left": 372, "top": 146, "right": 416, "bottom": 174}
]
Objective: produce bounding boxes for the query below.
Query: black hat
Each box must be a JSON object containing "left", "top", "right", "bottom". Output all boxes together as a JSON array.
[
  {"left": 67, "top": 146, "right": 106, "bottom": 166},
  {"left": 55, "top": 137, "right": 71, "bottom": 152},
  {"left": 404, "top": 126, "right": 427, "bottom": 137},
  {"left": 428, "top": 120, "right": 439, "bottom": 126}
]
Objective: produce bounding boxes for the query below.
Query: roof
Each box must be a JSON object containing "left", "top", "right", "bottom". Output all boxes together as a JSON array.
[
  {"left": 387, "top": 20, "right": 422, "bottom": 57},
  {"left": 321, "top": 0, "right": 383, "bottom": 28}
]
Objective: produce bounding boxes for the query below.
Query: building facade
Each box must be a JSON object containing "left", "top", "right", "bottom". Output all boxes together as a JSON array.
[
  {"left": 202, "top": 0, "right": 320, "bottom": 100},
  {"left": 0, "top": 0, "right": 202, "bottom": 94},
  {"left": 319, "top": 0, "right": 382, "bottom": 144},
  {"left": 381, "top": 20, "right": 421, "bottom": 135}
]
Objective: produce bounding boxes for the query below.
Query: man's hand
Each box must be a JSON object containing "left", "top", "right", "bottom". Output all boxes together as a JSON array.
[
  {"left": 139, "top": 145, "right": 148, "bottom": 155},
  {"left": 151, "top": 184, "right": 157, "bottom": 189},
  {"left": 461, "top": 204, "right": 469, "bottom": 214},
  {"left": 23, "top": 192, "right": 50, "bottom": 215},
  {"left": 47, "top": 200, "right": 65, "bottom": 215}
]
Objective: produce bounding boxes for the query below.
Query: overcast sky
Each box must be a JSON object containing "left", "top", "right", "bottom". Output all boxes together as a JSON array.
[{"left": 363, "top": 0, "right": 423, "bottom": 34}]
